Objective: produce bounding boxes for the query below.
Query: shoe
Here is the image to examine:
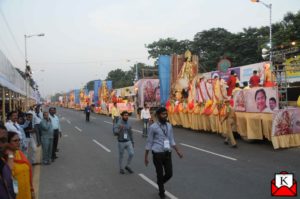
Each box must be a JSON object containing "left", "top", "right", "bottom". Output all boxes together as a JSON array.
[
  {"left": 224, "top": 140, "right": 229, "bottom": 145},
  {"left": 120, "top": 169, "right": 125, "bottom": 174},
  {"left": 125, "top": 166, "right": 134, "bottom": 174},
  {"left": 159, "top": 192, "right": 166, "bottom": 199},
  {"left": 231, "top": 145, "right": 238, "bottom": 148},
  {"left": 32, "top": 162, "right": 40, "bottom": 166}
]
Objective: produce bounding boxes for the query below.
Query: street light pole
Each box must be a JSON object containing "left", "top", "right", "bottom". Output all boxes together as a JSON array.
[
  {"left": 24, "top": 33, "right": 45, "bottom": 109},
  {"left": 135, "top": 62, "right": 138, "bottom": 82},
  {"left": 251, "top": 0, "right": 272, "bottom": 63}
]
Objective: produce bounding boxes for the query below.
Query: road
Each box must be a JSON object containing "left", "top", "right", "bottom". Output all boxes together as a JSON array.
[{"left": 36, "top": 107, "right": 300, "bottom": 199}]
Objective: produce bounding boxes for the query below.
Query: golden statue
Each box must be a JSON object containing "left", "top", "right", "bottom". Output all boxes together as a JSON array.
[{"left": 179, "top": 50, "right": 196, "bottom": 81}]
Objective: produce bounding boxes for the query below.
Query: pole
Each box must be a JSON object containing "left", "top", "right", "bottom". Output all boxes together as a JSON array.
[
  {"left": 8, "top": 90, "right": 12, "bottom": 112},
  {"left": 24, "top": 35, "right": 29, "bottom": 110},
  {"left": 269, "top": 3, "right": 272, "bottom": 64},
  {"left": 135, "top": 63, "right": 138, "bottom": 81},
  {"left": 2, "top": 87, "right": 6, "bottom": 123}
]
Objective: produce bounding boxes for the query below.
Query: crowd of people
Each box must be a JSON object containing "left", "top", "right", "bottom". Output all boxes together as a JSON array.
[{"left": 0, "top": 105, "right": 62, "bottom": 199}]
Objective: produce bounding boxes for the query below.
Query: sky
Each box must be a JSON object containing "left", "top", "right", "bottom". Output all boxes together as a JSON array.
[{"left": 0, "top": 0, "right": 299, "bottom": 97}]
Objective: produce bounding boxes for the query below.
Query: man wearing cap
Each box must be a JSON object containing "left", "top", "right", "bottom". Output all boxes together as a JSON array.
[
  {"left": 144, "top": 107, "right": 183, "bottom": 199},
  {"left": 113, "top": 111, "right": 134, "bottom": 174}
]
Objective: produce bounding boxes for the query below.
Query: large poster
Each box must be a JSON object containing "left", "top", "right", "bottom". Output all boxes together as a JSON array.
[
  {"left": 285, "top": 55, "right": 300, "bottom": 81},
  {"left": 211, "top": 67, "right": 241, "bottom": 82},
  {"left": 239, "top": 62, "right": 266, "bottom": 84},
  {"left": 137, "top": 79, "right": 160, "bottom": 108},
  {"left": 234, "top": 87, "right": 279, "bottom": 113},
  {"left": 94, "top": 80, "right": 102, "bottom": 103},
  {"left": 272, "top": 108, "right": 300, "bottom": 136}
]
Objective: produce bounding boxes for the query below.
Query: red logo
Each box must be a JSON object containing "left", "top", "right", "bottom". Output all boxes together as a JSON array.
[{"left": 271, "top": 171, "right": 297, "bottom": 197}]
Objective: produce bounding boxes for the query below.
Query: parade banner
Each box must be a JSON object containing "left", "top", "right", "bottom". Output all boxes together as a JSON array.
[
  {"left": 94, "top": 80, "right": 102, "bottom": 104},
  {"left": 239, "top": 62, "right": 266, "bottom": 83},
  {"left": 158, "top": 55, "right": 170, "bottom": 106},
  {"left": 285, "top": 55, "right": 300, "bottom": 82},
  {"left": 106, "top": 80, "right": 113, "bottom": 90},
  {"left": 74, "top": 89, "right": 80, "bottom": 104},
  {"left": 211, "top": 68, "right": 241, "bottom": 82},
  {"left": 234, "top": 87, "right": 278, "bottom": 113}
]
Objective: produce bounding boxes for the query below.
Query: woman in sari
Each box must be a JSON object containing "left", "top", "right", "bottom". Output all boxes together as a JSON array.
[{"left": 8, "top": 131, "right": 34, "bottom": 199}]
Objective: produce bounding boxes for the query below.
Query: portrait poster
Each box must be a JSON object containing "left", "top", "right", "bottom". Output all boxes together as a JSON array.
[
  {"left": 272, "top": 108, "right": 300, "bottom": 136},
  {"left": 138, "top": 79, "right": 160, "bottom": 108},
  {"left": 233, "top": 87, "right": 278, "bottom": 113}
]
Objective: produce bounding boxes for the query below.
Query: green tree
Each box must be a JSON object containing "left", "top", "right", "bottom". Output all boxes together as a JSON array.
[
  {"left": 146, "top": 38, "right": 192, "bottom": 59},
  {"left": 105, "top": 68, "right": 134, "bottom": 89}
]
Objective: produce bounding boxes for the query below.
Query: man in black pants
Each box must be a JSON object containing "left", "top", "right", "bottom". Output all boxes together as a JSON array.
[
  {"left": 84, "top": 103, "right": 91, "bottom": 122},
  {"left": 49, "top": 107, "right": 61, "bottom": 161},
  {"left": 144, "top": 107, "right": 183, "bottom": 199}
]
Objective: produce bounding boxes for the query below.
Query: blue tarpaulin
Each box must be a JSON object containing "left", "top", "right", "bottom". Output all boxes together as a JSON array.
[
  {"left": 74, "top": 89, "right": 80, "bottom": 104},
  {"left": 158, "top": 55, "right": 171, "bottom": 106},
  {"left": 93, "top": 80, "right": 102, "bottom": 103}
]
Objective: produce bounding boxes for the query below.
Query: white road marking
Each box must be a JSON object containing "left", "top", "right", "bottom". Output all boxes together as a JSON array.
[
  {"left": 180, "top": 143, "right": 237, "bottom": 161},
  {"left": 132, "top": 129, "right": 143, "bottom": 134},
  {"left": 92, "top": 139, "right": 111, "bottom": 152},
  {"left": 66, "top": 120, "right": 71, "bottom": 124},
  {"left": 129, "top": 117, "right": 140, "bottom": 121},
  {"left": 138, "top": 173, "right": 178, "bottom": 199},
  {"left": 75, "top": 126, "right": 82, "bottom": 132},
  {"left": 104, "top": 121, "right": 113, "bottom": 125}
]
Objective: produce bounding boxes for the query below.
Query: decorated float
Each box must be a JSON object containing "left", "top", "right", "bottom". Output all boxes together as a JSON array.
[
  {"left": 93, "top": 80, "right": 134, "bottom": 115},
  {"left": 158, "top": 49, "right": 300, "bottom": 149}
]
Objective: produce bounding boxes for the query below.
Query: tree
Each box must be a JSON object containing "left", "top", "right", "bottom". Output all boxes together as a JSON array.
[
  {"left": 105, "top": 68, "right": 134, "bottom": 89},
  {"left": 146, "top": 38, "right": 192, "bottom": 59}
]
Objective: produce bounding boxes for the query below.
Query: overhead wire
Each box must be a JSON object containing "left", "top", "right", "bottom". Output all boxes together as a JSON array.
[{"left": 0, "top": 7, "right": 25, "bottom": 61}]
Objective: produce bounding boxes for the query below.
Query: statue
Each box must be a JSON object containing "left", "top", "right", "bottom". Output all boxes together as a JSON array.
[
  {"left": 179, "top": 50, "right": 196, "bottom": 81},
  {"left": 174, "top": 50, "right": 197, "bottom": 94}
]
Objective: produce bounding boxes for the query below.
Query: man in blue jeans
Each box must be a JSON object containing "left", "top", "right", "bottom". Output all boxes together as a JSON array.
[{"left": 113, "top": 111, "right": 134, "bottom": 174}]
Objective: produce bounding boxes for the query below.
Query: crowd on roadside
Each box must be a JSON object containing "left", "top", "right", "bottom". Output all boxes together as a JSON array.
[{"left": 0, "top": 105, "right": 62, "bottom": 199}]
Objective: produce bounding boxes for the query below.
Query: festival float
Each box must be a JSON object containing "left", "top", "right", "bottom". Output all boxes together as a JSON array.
[
  {"left": 93, "top": 80, "right": 134, "bottom": 115},
  {"left": 158, "top": 48, "right": 300, "bottom": 149}
]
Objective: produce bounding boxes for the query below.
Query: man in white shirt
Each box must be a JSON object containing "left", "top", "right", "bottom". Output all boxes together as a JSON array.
[
  {"left": 141, "top": 104, "right": 151, "bottom": 137},
  {"left": 49, "top": 107, "right": 61, "bottom": 161},
  {"left": 33, "top": 105, "right": 43, "bottom": 146},
  {"left": 5, "top": 111, "right": 26, "bottom": 151}
]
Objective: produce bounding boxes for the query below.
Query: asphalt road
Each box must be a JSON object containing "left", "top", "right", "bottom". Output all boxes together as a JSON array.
[{"left": 38, "top": 107, "right": 300, "bottom": 199}]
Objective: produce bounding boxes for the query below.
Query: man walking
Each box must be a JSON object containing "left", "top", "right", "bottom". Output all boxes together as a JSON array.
[
  {"left": 144, "top": 107, "right": 183, "bottom": 199},
  {"left": 113, "top": 111, "right": 134, "bottom": 174},
  {"left": 141, "top": 103, "right": 151, "bottom": 137},
  {"left": 84, "top": 103, "right": 91, "bottom": 122},
  {"left": 49, "top": 107, "right": 61, "bottom": 161}
]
